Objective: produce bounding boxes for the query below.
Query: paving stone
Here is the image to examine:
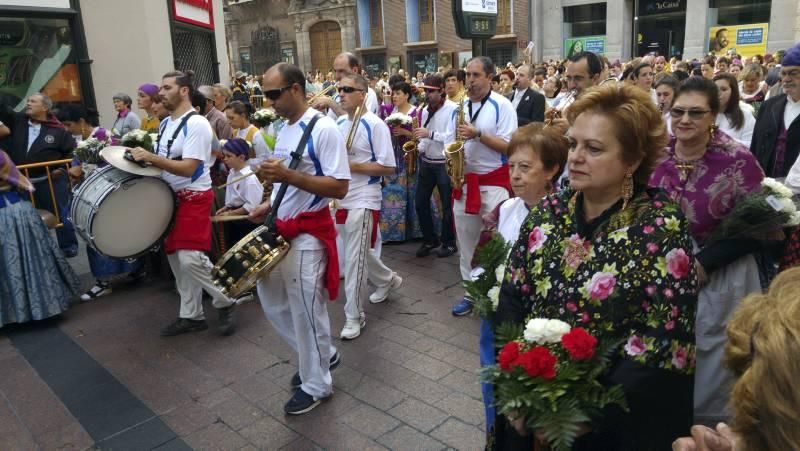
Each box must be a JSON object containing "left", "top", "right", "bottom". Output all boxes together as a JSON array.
[
  {"left": 400, "top": 353, "right": 456, "bottom": 381},
  {"left": 377, "top": 425, "right": 447, "bottom": 451},
  {"left": 412, "top": 320, "right": 461, "bottom": 340},
  {"left": 408, "top": 336, "right": 441, "bottom": 353},
  {"left": 160, "top": 401, "right": 218, "bottom": 437},
  {"left": 387, "top": 398, "right": 449, "bottom": 433},
  {"left": 380, "top": 325, "right": 424, "bottom": 346},
  {"left": 229, "top": 370, "right": 286, "bottom": 404},
  {"left": 279, "top": 437, "right": 324, "bottom": 450},
  {"left": 197, "top": 387, "right": 239, "bottom": 409},
  {"left": 436, "top": 392, "right": 486, "bottom": 426},
  {"left": 339, "top": 404, "right": 401, "bottom": 439},
  {"left": 182, "top": 422, "right": 249, "bottom": 450},
  {"left": 211, "top": 394, "right": 265, "bottom": 431},
  {"left": 349, "top": 376, "right": 407, "bottom": 411},
  {"left": 438, "top": 369, "right": 483, "bottom": 401},
  {"left": 430, "top": 417, "right": 486, "bottom": 451},
  {"left": 238, "top": 415, "right": 299, "bottom": 449},
  {"left": 34, "top": 421, "right": 93, "bottom": 451}
]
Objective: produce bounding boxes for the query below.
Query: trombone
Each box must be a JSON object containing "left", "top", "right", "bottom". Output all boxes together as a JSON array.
[{"left": 308, "top": 84, "right": 337, "bottom": 105}]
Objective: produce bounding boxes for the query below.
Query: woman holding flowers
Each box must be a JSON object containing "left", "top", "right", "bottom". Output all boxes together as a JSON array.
[
  {"left": 650, "top": 77, "right": 769, "bottom": 427},
  {"left": 492, "top": 84, "right": 698, "bottom": 450}
]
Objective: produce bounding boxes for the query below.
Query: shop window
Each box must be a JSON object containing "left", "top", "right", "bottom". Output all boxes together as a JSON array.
[
  {"left": 563, "top": 3, "right": 607, "bottom": 37},
  {"left": 409, "top": 50, "right": 437, "bottom": 75},
  {"left": 487, "top": 47, "right": 514, "bottom": 67},
  {"left": 363, "top": 53, "right": 386, "bottom": 76},
  {"left": 0, "top": 17, "right": 82, "bottom": 110},
  {"left": 709, "top": 0, "right": 770, "bottom": 25}
]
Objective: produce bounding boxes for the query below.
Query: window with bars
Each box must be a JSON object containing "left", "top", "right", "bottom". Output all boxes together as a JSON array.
[
  {"left": 419, "top": 0, "right": 434, "bottom": 41},
  {"left": 173, "top": 27, "right": 218, "bottom": 86},
  {"left": 486, "top": 46, "right": 514, "bottom": 67},
  {"left": 496, "top": 0, "right": 512, "bottom": 34},
  {"left": 370, "top": 0, "right": 384, "bottom": 46}
]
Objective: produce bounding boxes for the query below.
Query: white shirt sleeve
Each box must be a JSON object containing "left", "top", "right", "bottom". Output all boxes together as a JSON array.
[
  {"left": 370, "top": 118, "right": 396, "bottom": 168},
  {"left": 241, "top": 174, "right": 265, "bottom": 212},
  {"left": 315, "top": 122, "right": 352, "bottom": 181},
  {"left": 436, "top": 103, "right": 456, "bottom": 144},
  {"left": 496, "top": 100, "right": 518, "bottom": 142},
  {"left": 181, "top": 117, "right": 213, "bottom": 162},
  {"left": 786, "top": 157, "right": 800, "bottom": 194},
  {"left": 367, "top": 89, "right": 379, "bottom": 115}
]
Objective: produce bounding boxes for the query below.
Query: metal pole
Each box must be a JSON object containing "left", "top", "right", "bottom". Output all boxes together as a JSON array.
[{"left": 472, "top": 39, "right": 487, "bottom": 57}]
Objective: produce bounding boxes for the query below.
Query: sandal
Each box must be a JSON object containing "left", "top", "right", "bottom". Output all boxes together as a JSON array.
[{"left": 80, "top": 281, "right": 112, "bottom": 302}]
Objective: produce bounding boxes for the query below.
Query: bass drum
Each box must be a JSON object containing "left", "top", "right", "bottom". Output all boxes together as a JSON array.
[{"left": 71, "top": 166, "right": 175, "bottom": 258}]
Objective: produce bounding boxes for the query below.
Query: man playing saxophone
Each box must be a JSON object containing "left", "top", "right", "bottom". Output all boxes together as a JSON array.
[
  {"left": 334, "top": 74, "right": 401, "bottom": 340},
  {"left": 450, "top": 56, "right": 518, "bottom": 317}
]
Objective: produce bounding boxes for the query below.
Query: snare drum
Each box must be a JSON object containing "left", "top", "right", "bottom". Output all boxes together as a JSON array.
[
  {"left": 212, "top": 225, "right": 290, "bottom": 298},
  {"left": 71, "top": 166, "right": 175, "bottom": 258}
]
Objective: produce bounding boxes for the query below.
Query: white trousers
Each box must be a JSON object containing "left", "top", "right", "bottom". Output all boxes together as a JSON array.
[
  {"left": 340, "top": 208, "right": 393, "bottom": 321},
  {"left": 255, "top": 244, "right": 336, "bottom": 398},
  {"left": 453, "top": 185, "right": 509, "bottom": 281},
  {"left": 167, "top": 250, "right": 234, "bottom": 320}
]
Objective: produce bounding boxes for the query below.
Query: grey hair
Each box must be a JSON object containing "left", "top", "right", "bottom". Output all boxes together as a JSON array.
[
  {"left": 212, "top": 83, "right": 232, "bottom": 99},
  {"left": 467, "top": 56, "right": 496, "bottom": 77},
  {"left": 30, "top": 92, "right": 53, "bottom": 111},
  {"left": 340, "top": 73, "right": 368, "bottom": 91},
  {"left": 112, "top": 92, "right": 133, "bottom": 107}
]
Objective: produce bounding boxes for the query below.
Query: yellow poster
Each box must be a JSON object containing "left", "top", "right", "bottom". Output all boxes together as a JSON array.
[{"left": 708, "top": 23, "right": 768, "bottom": 58}]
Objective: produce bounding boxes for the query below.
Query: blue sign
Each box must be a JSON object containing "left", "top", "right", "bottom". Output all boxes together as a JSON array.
[
  {"left": 584, "top": 39, "right": 605, "bottom": 54},
  {"left": 736, "top": 28, "right": 763, "bottom": 45}
]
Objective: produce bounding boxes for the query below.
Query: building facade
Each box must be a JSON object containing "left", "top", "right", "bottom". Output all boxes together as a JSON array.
[{"left": 0, "top": 0, "right": 229, "bottom": 131}]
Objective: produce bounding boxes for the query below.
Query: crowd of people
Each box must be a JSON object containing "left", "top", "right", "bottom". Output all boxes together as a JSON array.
[{"left": 2, "top": 40, "right": 800, "bottom": 449}]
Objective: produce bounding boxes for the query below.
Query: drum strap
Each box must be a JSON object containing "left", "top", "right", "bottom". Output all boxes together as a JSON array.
[{"left": 157, "top": 111, "right": 197, "bottom": 160}]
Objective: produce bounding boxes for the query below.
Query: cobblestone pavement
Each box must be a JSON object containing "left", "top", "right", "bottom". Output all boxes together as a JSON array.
[{"left": 0, "top": 241, "right": 487, "bottom": 450}]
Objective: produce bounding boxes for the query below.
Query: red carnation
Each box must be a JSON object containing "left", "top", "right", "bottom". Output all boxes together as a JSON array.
[
  {"left": 498, "top": 341, "right": 521, "bottom": 372},
  {"left": 518, "top": 346, "right": 558, "bottom": 380},
  {"left": 561, "top": 327, "right": 598, "bottom": 361}
]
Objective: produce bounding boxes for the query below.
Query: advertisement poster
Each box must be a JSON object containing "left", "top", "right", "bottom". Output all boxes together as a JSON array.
[
  {"left": 563, "top": 36, "right": 606, "bottom": 58},
  {"left": 462, "top": 0, "right": 497, "bottom": 14},
  {"left": 708, "top": 23, "right": 768, "bottom": 57}
]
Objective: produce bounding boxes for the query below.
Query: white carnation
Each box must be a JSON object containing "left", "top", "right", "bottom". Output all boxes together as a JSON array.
[
  {"left": 763, "top": 178, "right": 794, "bottom": 198},
  {"left": 780, "top": 197, "right": 798, "bottom": 214},
  {"left": 789, "top": 212, "right": 800, "bottom": 226},
  {"left": 524, "top": 318, "right": 571, "bottom": 344},
  {"left": 495, "top": 264, "right": 506, "bottom": 283},
  {"left": 542, "top": 319, "right": 571, "bottom": 343},
  {"left": 487, "top": 286, "right": 500, "bottom": 310}
]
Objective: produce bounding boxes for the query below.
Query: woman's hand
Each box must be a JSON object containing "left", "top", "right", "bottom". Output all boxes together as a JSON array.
[{"left": 392, "top": 127, "right": 412, "bottom": 138}]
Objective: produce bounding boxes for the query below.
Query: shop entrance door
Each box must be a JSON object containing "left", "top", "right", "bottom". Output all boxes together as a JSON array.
[{"left": 637, "top": 15, "right": 685, "bottom": 58}]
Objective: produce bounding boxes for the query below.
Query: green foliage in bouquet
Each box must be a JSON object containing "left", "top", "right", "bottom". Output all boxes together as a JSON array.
[
  {"left": 120, "top": 129, "right": 154, "bottom": 152},
  {"left": 74, "top": 137, "right": 110, "bottom": 164},
  {"left": 464, "top": 232, "right": 511, "bottom": 320}
]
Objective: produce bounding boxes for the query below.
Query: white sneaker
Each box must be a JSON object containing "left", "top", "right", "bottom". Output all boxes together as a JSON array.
[
  {"left": 340, "top": 316, "right": 366, "bottom": 340},
  {"left": 80, "top": 281, "right": 112, "bottom": 302},
  {"left": 369, "top": 273, "right": 403, "bottom": 304}
]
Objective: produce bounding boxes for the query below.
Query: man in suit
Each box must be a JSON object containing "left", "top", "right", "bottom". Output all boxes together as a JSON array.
[
  {"left": 507, "top": 64, "right": 545, "bottom": 126},
  {"left": 1, "top": 93, "right": 78, "bottom": 256}
]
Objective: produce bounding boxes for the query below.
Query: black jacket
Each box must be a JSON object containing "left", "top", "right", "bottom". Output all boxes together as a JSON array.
[
  {"left": 0, "top": 109, "right": 75, "bottom": 176},
  {"left": 506, "top": 88, "right": 545, "bottom": 127},
  {"left": 750, "top": 93, "right": 800, "bottom": 178}
]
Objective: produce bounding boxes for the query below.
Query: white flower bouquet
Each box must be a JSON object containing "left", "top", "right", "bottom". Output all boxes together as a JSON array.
[
  {"left": 384, "top": 112, "right": 412, "bottom": 127},
  {"left": 251, "top": 108, "right": 278, "bottom": 128},
  {"left": 120, "top": 129, "right": 154, "bottom": 152},
  {"left": 75, "top": 135, "right": 112, "bottom": 164}
]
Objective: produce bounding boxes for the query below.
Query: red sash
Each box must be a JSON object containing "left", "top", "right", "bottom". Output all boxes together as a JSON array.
[
  {"left": 452, "top": 165, "right": 512, "bottom": 215},
  {"left": 165, "top": 189, "right": 214, "bottom": 254},
  {"left": 334, "top": 209, "right": 380, "bottom": 248},
  {"left": 275, "top": 206, "right": 340, "bottom": 301}
]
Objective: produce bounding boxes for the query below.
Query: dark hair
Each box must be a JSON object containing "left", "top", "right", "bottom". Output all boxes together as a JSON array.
[
  {"left": 655, "top": 74, "right": 679, "bottom": 92},
  {"left": 339, "top": 52, "right": 360, "bottom": 70},
  {"left": 391, "top": 81, "right": 412, "bottom": 98},
  {"left": 673, "top": 69, "right": 690, "bottom": 82},
  {"left": 508, "top": 122, "right": 569, "bottom": 186},
  {"left": 57, "top": 104, "right": 100, "bottom": 127},
  {"left": 468, "top": 56, "right": 496, "bottom": 77},
  {"left": 162, "top": 70, "right": 196, "bottom": 97},
  {"left": 716, "top": 56, "right": 731, "bottom": 66},
  {"left": 443, "top": 68, "right": 465, "bottom": 83},
  {"left": 388, "top": 74, "right": 405, "bottom": 87},
  {"left": 492, "top": 74, "right": 501, "bottom": 83},
  {"left": 620, "top": 65, "right": 635, "bottom": 82},
  {"left": 226, "top": 100, "right": 250, "bottom": 117},
  {"left": 567, "top": 51, "right": 603, "bottom": 77},
  {"left": 633, "top": 63, "right": 652, "bottom": 79},
  {"left": 191, "top": 91, "right": 207, "bottom": 111},
  {"left": 533, "top": 67, "right": 547, "bottom": 77},
  {"left": 676, "top": 76, "right": 721, "bottom": 115},
  {"left": 544, "top": 77, "right": 562, "bottom": 99},
  {"left": 275, "top": 62, "right": 306, "bottom": 96},
  {"left": 702, "top": 55, "right": 716, "bottom": 67},
  {"left": 713, "top": 72, "right": 745, "bottom": 130}
]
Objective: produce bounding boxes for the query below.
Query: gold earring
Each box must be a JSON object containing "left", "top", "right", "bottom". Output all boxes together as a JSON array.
[
  {"left": 709, "top": 124, "right": 717, "bottom": 140},
  {"left": 622, "top": 170, "right": 634, "bottom": 210}
]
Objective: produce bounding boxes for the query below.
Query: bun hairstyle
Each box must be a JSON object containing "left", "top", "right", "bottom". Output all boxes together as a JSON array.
[{"left": 162, "top": 69, "right": 196, "bottom": 97}]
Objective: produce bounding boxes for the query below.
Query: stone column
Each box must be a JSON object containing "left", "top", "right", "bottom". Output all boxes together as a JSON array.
[
  {"left": 767, "top": 0, "right": 797, "bottom": 52},
  {"left": 295, "top": 19, "right": 312, "bottom": 73},
  {"left": 341, "top": 8, "right": 357, "bottom": 51},
  {"left": 605, "top": 0, "right": 626, "bottom": 60},
  {"left": 530, "top": 0, "right": 544, "bottom": 62},
  {"left": 683, "top": 0, "right": 711, "bottom": 59},
  {"left": 541, "top": 0, "right": 564, "bottom": 61}
]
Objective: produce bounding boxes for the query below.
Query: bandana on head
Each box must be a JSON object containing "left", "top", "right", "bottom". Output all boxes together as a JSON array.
[
  {"left": 138, "top": 83, "right": 159, "bottom": 98},
  {"left": 0, "top": 150, "right": 34, "bottom": 191},
  {"left": 782, "top": 42, "right": 800, "bottom": 67},
  {"left": 223, "top": 138, "right": 250, "bottom": 157}
]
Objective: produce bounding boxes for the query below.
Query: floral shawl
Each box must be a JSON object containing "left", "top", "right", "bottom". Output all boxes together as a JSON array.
[
  {"left": 649, "top": 130, "right": 764, "bottom": 246},
  {"left": 0, "top": 150, "right": 33, "bottom": 191},
  {"left": 498, "top": 187, "right": 697, "bottom": 374}
]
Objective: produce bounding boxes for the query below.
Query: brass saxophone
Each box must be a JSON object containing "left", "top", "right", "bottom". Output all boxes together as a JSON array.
[
  {"left": 444, "top": 97, "right": 465, "bottom": 190},
  {"left": 402, "top": 104, "right": 424, "bottom": 175}
]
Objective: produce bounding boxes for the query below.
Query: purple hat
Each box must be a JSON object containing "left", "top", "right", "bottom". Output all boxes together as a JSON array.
[
  {"left": 782, "top": 43, "right": 800, "bottom": 67},
  {"left": 138, "top": 83, "right": 159, "bottom": 98},
  {"left": 223, "top": 138, "right": 250, "bottom": 157}
]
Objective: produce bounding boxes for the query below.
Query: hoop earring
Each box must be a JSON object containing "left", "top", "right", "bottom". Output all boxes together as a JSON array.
[{"left": 621, "top": 170, "right": 634, "bottom": 210}]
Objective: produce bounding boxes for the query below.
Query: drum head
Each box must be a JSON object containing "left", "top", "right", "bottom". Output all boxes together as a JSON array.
[
  {"left": 100, "top": 146, "right": 163, "bottom": 177},
  {"left": 91, "top": 177, "right": 175, "bottom": 258}
]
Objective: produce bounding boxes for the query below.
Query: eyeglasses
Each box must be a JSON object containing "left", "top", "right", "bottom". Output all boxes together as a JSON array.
[
  {"left": 337, "top": 86, "right": 364, "bottom": 94},
  {"left": 669, "top": 107, "right": 711, "bottom": 120},
  {"left": 263, "top": 85, "right": 292, "bottom": 100}
]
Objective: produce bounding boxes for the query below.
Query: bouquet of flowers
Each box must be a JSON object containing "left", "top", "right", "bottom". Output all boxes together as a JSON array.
[
  {"left": 705, "top": 177, "right": 800, "bottom": 245},
  {"left": 485, "top": 319, "right": 627, "bottom": 451},
  {"left": 120, "top": 129, "right": 154, "bottom": 152},
  {"left": 74, "top": 132, "right": 113, "bottom": 164},
  {"left": 384, "top": 112, "right": 412, "bottom": 127},
  {"left": 464, "top": 232, "right": 511, "bottom": 319},
  {"left": 250, "top": 108, "right": 277, "bottom": 129}
]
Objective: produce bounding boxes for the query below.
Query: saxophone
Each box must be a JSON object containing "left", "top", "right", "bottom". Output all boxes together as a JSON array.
[
  {"left": 402, "top": 104, "right": 424, "bottom": 175},
  {"left": 444, "top": 96, "right": 465, "bottom": 190}
]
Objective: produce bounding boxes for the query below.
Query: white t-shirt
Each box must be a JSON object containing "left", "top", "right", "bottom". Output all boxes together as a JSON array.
[
  {"left": 336, "top": 111, "right": 395, "bottom": 210},
  {"left": 454, "top": 90, "right": 518, "bottom": 175},
  {"left": 156, "top": 110, "right": 214, "bottom": 191},
  {"left": 271, "top": 108, "right": 351, "bottom": 250},
  {"left": 418, "top": 100, "right": 457, "bottom": 163},
  {"left": 224, "top": 165, "right": 264, "bottom": 212},
  {"left": 715, "top": 106, "right": 756, "bottom": 148}
]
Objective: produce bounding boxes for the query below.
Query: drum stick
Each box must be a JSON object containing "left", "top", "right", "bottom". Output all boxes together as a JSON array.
[
  {"left": 215, "top": 158, "right": 285, "bottom": 189},
  {"left": 210, "top": 215, "right": 251, "bottom": 223}
]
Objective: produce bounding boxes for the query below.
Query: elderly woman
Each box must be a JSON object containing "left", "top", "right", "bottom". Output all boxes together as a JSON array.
[
  {"left": 111, "top": 93, "right": 140, "bottom": 137},
  {"left": 136, "top": 83, "right": 161, "bottom": 133},
  {"left": 738, "top": 64, "right": 767, "bottom": 116},
  {"left": 478, "top": 123, "right": 568, "bottom": 435},
  {"left": 713, "top": 72, "right": 756, "bottom": 147},
  {"left": 212, "top": 83, "right": 232, "bottom": 111},
  {"left": 1, "top": 150, "right": 79, "bottom": 326},
  {"left": 493, "top": 84, "right": 697, "bottom": 450},
  {"left": 650, "top": 77, "right": 766, "bottom": 427}
]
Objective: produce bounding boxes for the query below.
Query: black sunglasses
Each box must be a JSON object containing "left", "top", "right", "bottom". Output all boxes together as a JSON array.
[
  {"left": 337, "top": 86, "right": 364, "bottom": 94},
  {"left": 264, "top": 85, "right": 292, "bottom": 100},
  {"left": 669, "top": 107, "right": 711, "bottom": 120}
]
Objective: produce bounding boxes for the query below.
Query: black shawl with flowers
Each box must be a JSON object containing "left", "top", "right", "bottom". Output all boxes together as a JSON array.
[{"left": 492, "top": 187, "right": 698, "bottom": 451}]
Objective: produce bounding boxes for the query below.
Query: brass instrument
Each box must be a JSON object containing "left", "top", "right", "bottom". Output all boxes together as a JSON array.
[
  {"left": 544, "top": 89, "right": 577, "bottom": 127},
  {"left": 402, "top": 103, "right": 424, "bottom": 175},
  {"left": 345, "top": 94, "right": 367, "bottom": 151},
  {"left": 308, "top": 84, "right": 337, "bottom": 105},
  {"left": 444, "top": 97, "right": 466, "bottom": 190}
]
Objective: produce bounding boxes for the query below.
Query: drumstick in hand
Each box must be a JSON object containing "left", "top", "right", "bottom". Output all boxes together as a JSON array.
[{"left": 216, "top": 158, "right": 284, "bottom": 189}]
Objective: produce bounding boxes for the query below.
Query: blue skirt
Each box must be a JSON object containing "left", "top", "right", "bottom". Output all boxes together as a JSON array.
[{"left": 0, "top": 192, "right": 80, "bottom": 326}]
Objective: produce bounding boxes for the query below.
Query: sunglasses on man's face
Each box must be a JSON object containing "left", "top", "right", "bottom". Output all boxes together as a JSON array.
[
  {"left": 263, "top": 85, "right": 292, "bottom": 100},
  {"left": 337, "top": 86, "right": 364, "bottom": 94}
]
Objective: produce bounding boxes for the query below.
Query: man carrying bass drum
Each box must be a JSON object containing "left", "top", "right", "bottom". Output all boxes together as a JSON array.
[
  {"left": 248, "top": 63, "right": 351, "bottom": 415},
  {"left": 131, "top": 70, "right": 238, "bottom": 337}
]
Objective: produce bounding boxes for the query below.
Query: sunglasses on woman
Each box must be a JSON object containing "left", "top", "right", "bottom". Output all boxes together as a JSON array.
[{"left": 669, "top": 107, "right": 710, "bottom": 120}]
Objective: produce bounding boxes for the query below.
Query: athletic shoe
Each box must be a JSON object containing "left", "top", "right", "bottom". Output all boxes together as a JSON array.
[
  {"left": 436, "top": 244, "right": 458, "bottom": 258},
  {"left": 234, "top": 291, "right": 255, "bottom": 305},
  {"left": 369, "top": 273, "right": 403, "bottom": 304},
  {"left": 160, "top": 318, "right": 208, "bottom": 336},
  {"left": 284, "top": 388, "right": 325, "bottom": 415},
  {"left": 291, "top": 352, "right": 341, "bottom": 389},
  {"left": 80, "top": 281, "right": 111, "bottom": 302},
  {"left": 217, "top": 304, "right": 236, "bottom": 336},
  {"left": 451, "top": 297, "right": 474, "bottom": 316},
  {"left": 340, "top": 315, "right": 366, "bottom": 340},
  {"left": 416, "top": 241, "right": 440, "bottom": 257}
]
